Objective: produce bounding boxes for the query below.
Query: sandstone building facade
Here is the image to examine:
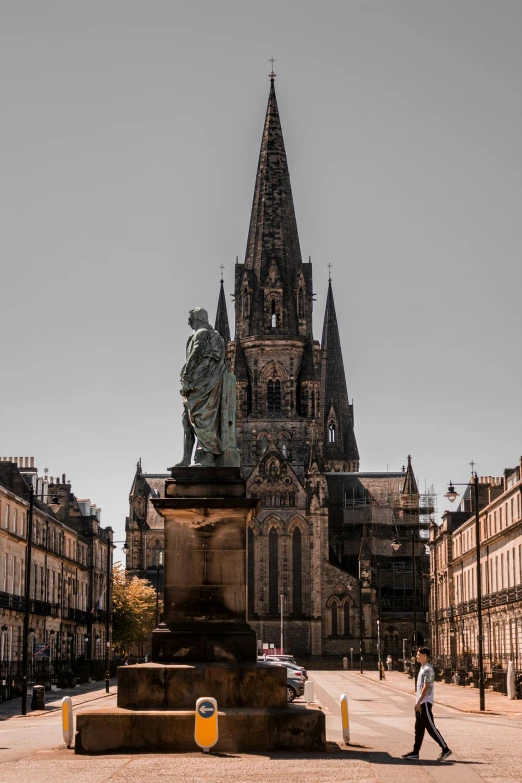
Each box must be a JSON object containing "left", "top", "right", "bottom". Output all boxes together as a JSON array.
[
  {"left": 0, "top": 457, "right": 113, "bottom": 696},
  {"left": 126, "top": 77, "right": 430, "bottom": 659},
  {"left": 429, "top": 456, "right": 522, "bottom": 679}
]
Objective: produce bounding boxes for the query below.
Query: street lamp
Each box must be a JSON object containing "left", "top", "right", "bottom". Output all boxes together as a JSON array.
[
  {"left": 411, "top": 529, "right": 418, "bottom": 687},
  {"left": 444, "top": 472, "right": 485, "bottom": 711},
  {"left": 280, "top": 594, "right": 285, "bottom": 654},
  {"left": 359, "top": 567, "right": 370, "bottom": 673},
  {"left": 20, "top": 483, "right": 35, "bottom": 716},
  {"left": 104, "top": 540, "right": 129, "bottom": 693}
]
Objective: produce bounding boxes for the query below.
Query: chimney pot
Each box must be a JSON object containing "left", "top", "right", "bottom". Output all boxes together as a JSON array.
[{"left": 30, "top": 457, "right": 34, "bottom": 468}]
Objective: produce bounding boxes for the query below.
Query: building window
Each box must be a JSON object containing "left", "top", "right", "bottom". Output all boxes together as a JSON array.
[
  {"left": 267, "top": 379, "right": 281, "bottom": 415},
  {"left": 343, "top": 603, "right": 350, "bottom": 636},
  {"left": 4, "top": 504, "right": 9, "bottom": 529},
  {"left": 268, "top": 528, "right": 279, "bottom": 616},
  {"left": 329, "top": 423, "right": 336, "bottom": 443},
  {"left": 292, "top": 528, "right": 302, "bottom": 615},
  {"left": 331, "top": 602, "right": 338, "bottom": 636},
  {"left": 248, "top": 527, "right": 255, "bottom": 618},
  {"left": 280, "top": 434, "right": 289, "bottom": 458},
  {"left": 297, "top": 288, "right": 305, "bottom": 318},
  {"left": 259, "top": 435, "right": 268, "bottom": 455},
  {"left": 271, "top": 299, "right": 277, "bottom": 328}
]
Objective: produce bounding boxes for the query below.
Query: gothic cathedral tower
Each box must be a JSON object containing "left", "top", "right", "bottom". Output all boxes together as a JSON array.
[{"left": 214, "top": 75, "right": 359, "bottom": 655}]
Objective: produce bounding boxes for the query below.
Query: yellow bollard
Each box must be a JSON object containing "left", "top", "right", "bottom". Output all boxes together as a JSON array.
[
  {"left": 340, "top": 693, "right": 350, "bottom": 744},
  {"left": 194, "top": 697, "right": 219, "bottom": 752},
  {"left": 62, "top": 696, "right": 73, "bottom": 748}
]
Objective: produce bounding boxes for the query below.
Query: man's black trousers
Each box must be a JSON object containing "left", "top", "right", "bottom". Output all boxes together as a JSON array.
[{"left": 413, "top": 702, "right": 448, "bottom": 753}]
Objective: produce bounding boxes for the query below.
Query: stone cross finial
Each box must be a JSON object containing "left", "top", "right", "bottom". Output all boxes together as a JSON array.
[
  {"left": 328, "top": 263, "right": 332, "bottom": 281},
  {"left": 269, "top": 57, "right": 276, "bottom": 80},
  {"left": 220, "top": 264, "right": 224, "bottom": 280}
]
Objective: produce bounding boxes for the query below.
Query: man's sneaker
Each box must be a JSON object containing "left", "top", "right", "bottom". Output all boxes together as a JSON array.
[
  {"left": 401, "top": 752, "right": 419, "bottom": 759},
  {"left": 438, "top": 748, "right": 452, "bottom": 761}
]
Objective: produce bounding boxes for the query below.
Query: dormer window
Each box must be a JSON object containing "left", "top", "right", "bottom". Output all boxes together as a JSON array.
[{"left": 329, "top": 423, "right": 336, "bottom": 443}]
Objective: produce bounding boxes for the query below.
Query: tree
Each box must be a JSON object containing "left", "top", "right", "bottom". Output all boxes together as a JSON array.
[{"left": 112, "top": 564, "right": 161, "bottom": 657}]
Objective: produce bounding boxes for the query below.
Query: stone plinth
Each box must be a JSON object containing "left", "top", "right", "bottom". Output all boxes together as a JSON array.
[
  {"left": 151, "top": 467, "right": 259, "bottom": 663},
  {"left": 75, "top": 704, "right": 326, "bottom": 754},
  {"left": 117, "top": 662, "right": 287, "bottom": 709}
]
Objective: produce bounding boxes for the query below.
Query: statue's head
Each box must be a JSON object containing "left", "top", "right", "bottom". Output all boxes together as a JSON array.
[{"left": 188, "top": 307, "right": 209, "bottom": 330}]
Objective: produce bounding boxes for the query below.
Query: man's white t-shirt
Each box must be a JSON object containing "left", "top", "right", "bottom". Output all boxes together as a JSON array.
[{"left": 416, "top": 662, "right": 435, "bottom": 704}]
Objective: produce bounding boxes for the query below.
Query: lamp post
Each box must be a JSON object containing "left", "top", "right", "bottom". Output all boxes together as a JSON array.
[
  {"left": 359, "top": 567, "right": 370, "bottom": 673},
  {"left": 411, "top": 529, "right": 418, "bottom": 687},
  {"left": 104, "top": 539, "right": 128, "bottom": 693},
  {"left": 280, "top": 594, "right": 284, "bottom": 655},
  {"left": 445, "top": 472, "right": 485, "bottom": 712},
  {"left": 154, "top": 554, "right": 164, "bottom": 629},
  {"left": 20, "top": 484, "right": 34, "bottom": 716}
]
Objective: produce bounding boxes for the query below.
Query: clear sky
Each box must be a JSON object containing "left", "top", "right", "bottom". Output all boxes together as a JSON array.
[{"left": 1, "top": 1, "right": 520, "bottom": 551}]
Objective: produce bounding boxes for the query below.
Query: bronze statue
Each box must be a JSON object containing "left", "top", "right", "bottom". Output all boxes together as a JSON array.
[{"left": 176, "top": 307, "right": 239, "bottom": 467}]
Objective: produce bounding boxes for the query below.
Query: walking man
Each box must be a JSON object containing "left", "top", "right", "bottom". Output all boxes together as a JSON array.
[
  {"left": 386, "top": 654, "right": 393, "bottom": 672},
  {"left": 402, "top": 647, "right": 452, "bottom": 761}
]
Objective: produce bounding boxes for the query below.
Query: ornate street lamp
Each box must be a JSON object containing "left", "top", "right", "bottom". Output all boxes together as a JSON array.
[{"left": 444, "top": 471, "right": 485, "bottom": 711}]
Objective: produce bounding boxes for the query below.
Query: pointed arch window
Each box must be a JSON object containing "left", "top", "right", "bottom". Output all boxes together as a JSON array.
[
  {"left": 329, "top": 423, "right": 336, "bottom": 443},
  {"left": 267, "top": 380, "right": 281, "bottom": 415},
  {"left": 280, "top": 434, "right": 289, "bottom": 458},
  {"left": 247, "top": 527, "right": 255, "bottom": 618},
  {"left": 331, "top": 602, "right": 338, "bottom": 636},
  {"left": 259, "top": 435, "right": 268, "bottom": 454},
  {"left": 297, "top": 288, "right": 305, "bottom": 318},
  {"left": 292, "top": 528, "right": 302, "bottom": 616},
  {"left": 268, "top": 528, "right": 279, "bottom": 616},
  {"left": 242, "top": 288, "right": 250, "bottom": 317},
  {"left": 271, "top": 299, "right": 277, "bottom": 328},
  {"left": 343, "top": 603, "right": 350, "bottom": 636}
]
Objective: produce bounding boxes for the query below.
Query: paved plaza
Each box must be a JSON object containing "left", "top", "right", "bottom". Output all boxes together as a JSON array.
[{"left": 1, "top": 672, "right": 521, "bottom": 782}]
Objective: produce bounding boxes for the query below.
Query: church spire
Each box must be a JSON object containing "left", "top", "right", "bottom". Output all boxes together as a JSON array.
[
  {"left": 214, "top": 277, "right": 231, "bottom": 344},
  {"left": 237, "top": 77, "right": 305, "bottom": 336},
  {"left": 402, "top": 455, "right": 418, "bottom": 495},
  {"left": 321, "top": 277, "right": 359, "bottom": 470}
]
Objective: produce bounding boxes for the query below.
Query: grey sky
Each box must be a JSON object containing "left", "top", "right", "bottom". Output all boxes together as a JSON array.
[{"left": 1, "top": 1, "right": 520, "bottom": 549}]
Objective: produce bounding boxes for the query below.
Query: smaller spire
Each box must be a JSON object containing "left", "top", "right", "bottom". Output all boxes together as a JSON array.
[
  {"left": 402, "top": 455, "right": 419, "bottom": 495},
  {"left": 215, "top": 276, "right": 231, "bottom": 343}
]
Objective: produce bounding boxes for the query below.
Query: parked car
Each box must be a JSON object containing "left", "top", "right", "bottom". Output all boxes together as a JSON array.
[
  {"left": 259, "top": 655, "right": 308, "bottom": 680},
  {"left": 258, "top": 659, "right": 304, "bottom": 702}
]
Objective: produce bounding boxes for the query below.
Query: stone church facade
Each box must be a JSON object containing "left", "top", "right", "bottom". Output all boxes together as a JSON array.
[{"left": 126, "top": 76, "right": 430, "bottom": 660}]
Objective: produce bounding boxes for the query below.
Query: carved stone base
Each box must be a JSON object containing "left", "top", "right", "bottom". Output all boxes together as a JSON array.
[
  {"left": 75, "top": 704, "right": 326, "bottom": 754},
  {"left": 152, "top": 621, "right": 257, "bottom": 664}
]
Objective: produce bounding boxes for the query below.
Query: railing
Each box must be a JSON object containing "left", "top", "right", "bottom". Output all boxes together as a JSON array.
[{"left": 66, "top": 608, "right": 92, "bottom": 624}]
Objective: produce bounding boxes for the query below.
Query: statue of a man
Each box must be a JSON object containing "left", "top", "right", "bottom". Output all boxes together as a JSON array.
[{"left": 176, "top": 307, "right": 236, "bottom": 467}]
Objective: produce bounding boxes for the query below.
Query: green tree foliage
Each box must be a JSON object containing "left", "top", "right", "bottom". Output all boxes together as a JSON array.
[{"left": 112, "top": 564, "right": 161, "bottom": 656}]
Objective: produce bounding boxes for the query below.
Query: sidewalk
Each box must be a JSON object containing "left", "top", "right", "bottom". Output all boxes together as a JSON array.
[
  {"left": 0, "top": 679, "right": 117, "bottom": 720},
  {"left": 358, "top": 669, "right": 522, "bottom": 715}
]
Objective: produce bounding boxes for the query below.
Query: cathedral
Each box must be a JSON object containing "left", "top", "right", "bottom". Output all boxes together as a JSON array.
[{"left": 126, "top": 74, "right": 430, "bottom": 660}]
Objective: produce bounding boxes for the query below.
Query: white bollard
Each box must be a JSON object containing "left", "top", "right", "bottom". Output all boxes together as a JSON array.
[
  {"left": 340, "top": 693, "right": 350, "bottom": 744},
  {"left": 194, "top": 697, "right": 219, "bottom": 752},
  {"left": 61, "top": 696, "right": 73, "bottom": 748},
  {"left": 343, "top": 656, "right": 348, "bottom": 670},
  {"left": 304, "top": 680, "right": 315, "bottom": 703}
]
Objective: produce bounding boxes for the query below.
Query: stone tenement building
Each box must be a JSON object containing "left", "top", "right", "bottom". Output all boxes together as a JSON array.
[
  {"left": 126, "top": 76, "right": 430, "bottom": 659},
  {"left": 430, "top": 456, "right": 522, "bottom": 677},
  {"left": 0, "top": 457, "right": 113, "bottom": 687}
]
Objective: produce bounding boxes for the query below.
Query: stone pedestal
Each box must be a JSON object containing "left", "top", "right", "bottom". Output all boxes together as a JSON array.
[
  {"left": 151, "top": 467, "right": 258, "bottom": 663},
  {"left": 75, "top": 467, "right": 326, "bottom": 753}
]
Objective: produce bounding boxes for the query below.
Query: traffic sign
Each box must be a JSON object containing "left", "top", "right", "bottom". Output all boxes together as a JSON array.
[{"left": 194, "top": 697, "right": 218, "bottom": 752}]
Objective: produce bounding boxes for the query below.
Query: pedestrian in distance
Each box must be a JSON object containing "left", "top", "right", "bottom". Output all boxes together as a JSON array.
[
  {"left": 402, "top": 647, "right": 452, "bottom": 762},
  {"left": 386, "top": 654, "right": 393, "bottom": 672}
]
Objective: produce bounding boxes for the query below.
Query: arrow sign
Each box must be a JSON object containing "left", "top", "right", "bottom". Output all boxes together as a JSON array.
[
  {"left": 198, "top": 700, "right": 215, "bottom": 718},
  {"left": 194, "top": 697, "right": 218, "bottom": 752}
]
